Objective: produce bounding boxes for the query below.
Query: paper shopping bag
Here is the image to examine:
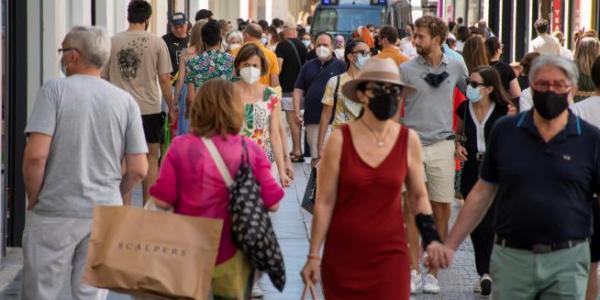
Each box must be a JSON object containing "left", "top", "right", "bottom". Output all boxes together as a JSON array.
[{"left": 84, "top": 205, "right": 223, "bottom": 300}]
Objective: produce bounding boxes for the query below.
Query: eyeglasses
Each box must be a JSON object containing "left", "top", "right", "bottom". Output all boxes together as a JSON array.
[
  {"left": 532, "top": 80, "right": 572, "bottom": 93},
  {"left": 57, "top": 48, "right": 78, "bottom": 54},
  {"left": 466, "top": 78, "right": 487, "bottom": 88}
]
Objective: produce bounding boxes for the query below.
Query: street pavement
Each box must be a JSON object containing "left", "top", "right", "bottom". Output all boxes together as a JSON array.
[{"left": 0, "top": 162, "right": 484, "bottom": 300}]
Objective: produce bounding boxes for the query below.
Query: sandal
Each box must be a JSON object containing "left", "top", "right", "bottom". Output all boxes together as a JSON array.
[{"left": 289, "top": 153, "right": 305, "bottom": 163}]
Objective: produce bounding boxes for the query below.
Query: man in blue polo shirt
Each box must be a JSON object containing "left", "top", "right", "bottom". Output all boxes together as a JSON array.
[
  {"left": 445, "top": 55, "right": 600, "bottom": 299},
  {"left": 293, "top": 32, "right": 346, "bottom": 165}
]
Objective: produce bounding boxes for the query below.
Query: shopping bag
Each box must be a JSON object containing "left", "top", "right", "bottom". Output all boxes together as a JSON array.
[
  {"left": 302, "top": 168, "right": 317, "bottom": 214},
  {"left": 84, "top": 205, "right": 223, "bottom": 300}
]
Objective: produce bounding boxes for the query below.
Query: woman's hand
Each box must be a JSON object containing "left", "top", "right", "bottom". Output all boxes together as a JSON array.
[
  {"left": 424, "top": 241, "right": 454, "bottom": 270},
  {"left": 301, "top": 258, "right": 321, "bottom": 285},
  {"left": 455, "top": 144, "right": 468, "bottom": 161},
  {"left": 284, "top": 158, "right": 294, "bottom": 180},
  {"left": 280, "top": 172, "right": 292, "bottom": 188}
]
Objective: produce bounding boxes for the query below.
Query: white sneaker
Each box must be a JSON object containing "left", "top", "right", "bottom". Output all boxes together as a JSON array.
[
  {"left": 422, "top": 274, "right": 441, "bottom": 294},
  {"left": 480, "top": 274, "right": 493, "bottom": 296},
  {"left": 410, "top": 270, "right": 422, "bottom": 294},
  {"left": 251, "top": 282, "right": 264, "bottom": 298},
  {"left": 473, "top": 278, "right": 482, "bottom": 293}
]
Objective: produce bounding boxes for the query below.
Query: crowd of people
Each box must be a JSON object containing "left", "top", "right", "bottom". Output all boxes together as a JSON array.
[{"left": 18, "top": 0, "right": 600, "bottom": 299}]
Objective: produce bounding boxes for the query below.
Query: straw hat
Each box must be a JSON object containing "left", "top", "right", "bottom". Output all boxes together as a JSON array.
[{"left": 341, "top": 58, "right": 416, "bottom": 102}]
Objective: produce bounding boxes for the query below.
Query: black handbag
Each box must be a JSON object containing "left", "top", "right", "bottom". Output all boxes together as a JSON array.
[
  {"left": 302, "top": 168, "right": 317, "bottom": 214},
  {"left": 202, "top": 137, "right": 286, "bottom": 292}
]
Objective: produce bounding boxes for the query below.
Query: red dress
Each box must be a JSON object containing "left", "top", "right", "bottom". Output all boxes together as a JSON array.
[{"left": 321, "top": 125, "right": 411, "bottom": 300}]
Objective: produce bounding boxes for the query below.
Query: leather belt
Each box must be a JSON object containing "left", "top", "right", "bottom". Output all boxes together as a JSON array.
[{"left": 495, "top": 236, "right": 589, "bottom": 254}]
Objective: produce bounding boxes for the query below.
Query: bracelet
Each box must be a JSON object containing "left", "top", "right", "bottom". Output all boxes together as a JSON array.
[
  {"left": 307, "top": 254, "right": 321, "bottom": 261},
  {"left": 415, "top": 213, "right": 442, "bottom": 249}
]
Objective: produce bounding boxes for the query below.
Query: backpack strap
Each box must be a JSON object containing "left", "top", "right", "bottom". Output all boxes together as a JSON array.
[{"left": 202, "top": 137, "right": 234, "bottom": 187}]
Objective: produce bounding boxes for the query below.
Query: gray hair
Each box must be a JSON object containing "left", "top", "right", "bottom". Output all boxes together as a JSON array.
[
  {"left": 528, "top": 54, "right": 579, "bottom": 87},
  {"left": 226, "top": 30, "right": 243, "bottom": 44},
  {"left": 64, "top": 26, "right": 111, "bottom": 69}
]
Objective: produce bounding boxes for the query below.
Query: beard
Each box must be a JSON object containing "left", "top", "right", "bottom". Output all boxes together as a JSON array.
[{"left": 416, "top": 44, "right": 431, "bottom": 56}]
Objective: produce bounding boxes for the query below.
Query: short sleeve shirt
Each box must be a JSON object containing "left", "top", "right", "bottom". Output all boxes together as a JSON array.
[
  {"left": 321, "top": 73, "right": 363, "bottom": 127},
  {"left": 294, "top": 58, "right": 347, "bottom": 124},
  {"left": 275, "top": 38, "right": 308, "bottom": 93},
  {"left": 399, "top": 54, "right": 469, "bottom": 145},
  {"left": 185, "top": 50, "right": 234, "bottom": 88},
  {"left": 25, "top": 75, "right": 148, "bottom": 218},
  {"left": 480, "top": 111, "right": 600, "bottom": 244},
  {"left": 149, "top": 134, "right": 284, "bottom": 264},
  {"left": 374, "top": 47, "right": 409, "bottom": 66},
  {"left": 103, "top": 31, "right": 172, "bottom": 115},
  {"left": 162, "top": 32, "right": 190, "bottom": 83}
]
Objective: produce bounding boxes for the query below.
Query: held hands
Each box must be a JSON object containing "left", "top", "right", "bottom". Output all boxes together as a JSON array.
[
  {"left": 295, "top": 110, "right": 304, "bottom": 125},
  {"left": 455, "top": 144, "right": 468, "bottom": 161},
  {"left": 168, "top": 108, "right": 178, "bottom": 127},
  {"left": 423, "top": 241, "right": 454, "bottom": 271}
]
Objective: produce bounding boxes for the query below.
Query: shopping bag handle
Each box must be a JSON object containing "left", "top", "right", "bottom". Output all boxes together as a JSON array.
[{"left": 300, "top": 282, "right": 319, "bottom": 300}]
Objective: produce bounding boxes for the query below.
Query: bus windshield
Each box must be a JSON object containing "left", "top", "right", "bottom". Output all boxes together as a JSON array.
[{"left": 312, "top": 8, "right": 383, "bottom": 33}]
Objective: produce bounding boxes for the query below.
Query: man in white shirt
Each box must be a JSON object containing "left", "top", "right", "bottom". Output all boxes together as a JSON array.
[{"left": 529, "top": 19, "right": 561, "bottom": 55}]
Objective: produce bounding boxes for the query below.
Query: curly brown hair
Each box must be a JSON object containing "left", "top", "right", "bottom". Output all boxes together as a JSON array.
[{"left": 414, "top": 16, "right": 448, "bottom": 42}]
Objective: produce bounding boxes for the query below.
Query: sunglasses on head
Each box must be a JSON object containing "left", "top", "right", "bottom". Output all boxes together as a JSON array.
[{"left": 465, "top": 78, "right": 487, "bottom": 88}]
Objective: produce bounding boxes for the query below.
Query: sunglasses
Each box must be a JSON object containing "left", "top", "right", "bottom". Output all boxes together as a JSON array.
[
  {"left": 466, "top": 78, "right": 487, "bottom": 88},
  {"left": 365, "top": 83, "right": 403, "bottom": 96}
]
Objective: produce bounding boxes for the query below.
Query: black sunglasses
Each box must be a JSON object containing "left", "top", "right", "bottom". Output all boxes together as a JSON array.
[
  {"left": 466, "top": 78, "right": 487, "bottom": 88},
  {"left": 365, "top": 83, "right": 403, "bottom": 96}
]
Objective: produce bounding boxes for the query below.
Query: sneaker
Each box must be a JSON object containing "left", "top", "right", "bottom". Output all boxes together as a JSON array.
[
  {"left": 480, "top": 274, "right": 493, "bottom": 296},
  {"left": 422, "top": 274, "right": 441, "bottom": 294},
  {"left": 473, "top": 278, "right": 482, "bottom": 293},
  {"left": 251, "top": 282, "right": 264, "bottom": 298},
  {"left": 410, "top": 270, "right": 422, "bottom": 294}
]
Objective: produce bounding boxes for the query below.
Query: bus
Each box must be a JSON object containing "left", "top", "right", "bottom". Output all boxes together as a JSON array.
[{"left": 310, "top": 0, "right": 437, "bottom": 38}]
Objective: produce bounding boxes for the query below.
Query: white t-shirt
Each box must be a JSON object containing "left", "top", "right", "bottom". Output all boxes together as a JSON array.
[
  {"left": 573, "top": 96, "right": 600, "bottom": 128},
  {"left": 529, "top": 34, "right": 561, "bottom": 55}
]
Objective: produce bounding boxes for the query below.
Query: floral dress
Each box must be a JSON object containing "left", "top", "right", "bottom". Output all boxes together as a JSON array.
[{"left": 241, "top": 87, "right": 279, "bottom": 163}]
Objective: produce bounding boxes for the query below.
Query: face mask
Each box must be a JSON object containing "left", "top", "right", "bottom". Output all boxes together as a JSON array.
[
  {"left": 239, "top": 67, "right": 261, "bottom": 84},
  {"left": 261, "top": 37, "right": 268, "bottom": 45},
  {"left": 367, "top": 93, "right": 399, "bottom": 121},
  {"left": 316, "top": 46, "right": 331, "bottom": 59},
  {"left": 302, "top": 40, "right": 311, "bottom": 48},
  {"left": 466, "top": 85, "right": 483, "bottom": 102},
  {"left": 423, "top": 71, "right": 449, "bottom": 88},
  {"left": 144, "top": 21, "right": 150, "bottom": 31},
  {"left": 532, "top": 89, "right": 569, "bottom": 120},
  {"left": 229, "top": 43, "right": 241, "bottom": 50},
  {"left": 354, "top": 54, "right": 370, "bottom": 70}
]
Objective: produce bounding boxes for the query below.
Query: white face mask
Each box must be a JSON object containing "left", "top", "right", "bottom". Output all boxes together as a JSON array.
[
  {"left": 316, "top": 46, "right": 331, "bottom": 60},
  {"left": 240, "top": 67, "right": 261, "bottom": 84},
  {"left": 229, "top": 43, "right": 241, "bottom": 50}
]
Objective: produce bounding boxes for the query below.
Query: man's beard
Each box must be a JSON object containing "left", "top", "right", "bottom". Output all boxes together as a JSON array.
[{"left": 416, "top": 45, "right": 430, "bottom": 56}]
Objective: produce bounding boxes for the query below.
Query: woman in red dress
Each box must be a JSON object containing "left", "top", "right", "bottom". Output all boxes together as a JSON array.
[{"left": 301, "top": 58, "right": 453, "bottom": 299}]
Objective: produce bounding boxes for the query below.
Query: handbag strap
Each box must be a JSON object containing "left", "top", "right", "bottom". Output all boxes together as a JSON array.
[
  {"left": 201, "top": 137, "right": 234, "bottom": 187},
  {"left": 287, "top": 39, "right": 303, "bottom": 67}
]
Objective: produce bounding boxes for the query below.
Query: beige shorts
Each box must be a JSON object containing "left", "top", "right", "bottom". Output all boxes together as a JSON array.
[{"left": 422, "top": 140, "right": 456, "bottom": 203}]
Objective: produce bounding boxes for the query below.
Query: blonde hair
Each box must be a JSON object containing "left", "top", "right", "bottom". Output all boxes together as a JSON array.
[
  {"left": 189, "top": 79, "right": 244, "bottom": 138},
  {"left": 574, "top": 37, "right": 600, "bottom": 76},
  {"left": 190, "top": 20, "right": 208, "bottom": 54}
]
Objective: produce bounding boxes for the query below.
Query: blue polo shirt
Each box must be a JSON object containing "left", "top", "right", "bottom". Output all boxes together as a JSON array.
[
  {"left": 480, "top": 110, "right": 600, "bottom": 245},
  {"left": 294, "top": 57, "right": 346, "bottom": 124}
]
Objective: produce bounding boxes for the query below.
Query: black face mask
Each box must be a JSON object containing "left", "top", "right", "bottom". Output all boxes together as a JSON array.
[
  {"left": 423, "top": 71, "right": 449, "bottom": 88},
  {"left": 368, "top": 93, "right": 399, "bottom": 121},
  {"left": 532, "top": 89, "right": 569, "bottom": 119}
]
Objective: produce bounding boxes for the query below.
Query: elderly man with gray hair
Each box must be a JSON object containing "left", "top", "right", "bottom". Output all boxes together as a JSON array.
[
  {"left": 21, "top": 26, "right": 148, "bottom": 299},
  {"left": 445, "top": 54, "right": 600, "bottom": 299}
]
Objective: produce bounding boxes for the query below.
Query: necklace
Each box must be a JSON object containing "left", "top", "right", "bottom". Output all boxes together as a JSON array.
[{"left": 360, "top": 119, "right": 390, "bottom": 148}]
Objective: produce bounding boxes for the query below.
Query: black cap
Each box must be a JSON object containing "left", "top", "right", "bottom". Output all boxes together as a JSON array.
[{"left": 170, "top": 12, "right": 187, "bottom": 25}]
